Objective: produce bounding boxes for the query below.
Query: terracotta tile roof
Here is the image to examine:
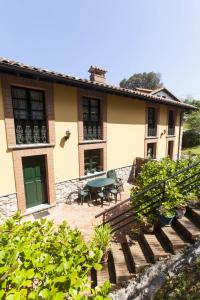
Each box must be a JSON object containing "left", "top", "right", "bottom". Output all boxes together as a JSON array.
[
  {"left": 150, "top": 87, "right": 181, "bottom": 102},
  {"left": 0, "top": 57, "right": 195, "bottom": 110}
]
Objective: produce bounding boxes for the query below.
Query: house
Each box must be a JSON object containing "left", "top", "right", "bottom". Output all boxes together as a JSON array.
[{"left": 0, "top": 58, "right": 194, "bottom": 218}]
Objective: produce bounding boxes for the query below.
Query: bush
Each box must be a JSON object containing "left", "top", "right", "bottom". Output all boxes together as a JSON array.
[
  {"left": 131, "top": 157, "right": 200, "bottom": 223},
  {"left": 182, "top": 130, "right": 200, "bottom": 148},
  {"left": 0, "top": 213, "right": 111, "bottom": 299}
]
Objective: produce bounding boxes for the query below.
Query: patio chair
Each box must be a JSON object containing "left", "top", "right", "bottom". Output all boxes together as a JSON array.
[
  {"left": 106, "top": 186, "right": 121, "bottom": 203},
  {"left": 106, "top": 169, "right": 124, "bottom": 192},
  {"left": 97, "top": 188, "right": 109, "bottom": 207},
  {"left": 78, "top": 187, "right": 91, "bottom": 205}
]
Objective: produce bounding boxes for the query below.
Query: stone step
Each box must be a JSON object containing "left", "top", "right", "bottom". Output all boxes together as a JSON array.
[
  {"left": 157, "top": 226, "right": 188, "bottom": 254},
  {"left": 126, "top": 235, "right": 150, "bottom": 273},
  {"left": 141, "top": 233, "right": 170, "bottom": 263},
  {"left": 187, "top": 207, "right": 200, "bottom": 227},
  {"left": 173, "top": 216, "right": 200, "bottom": 242},
  {"left": 96, "top": 262, "right": 110, "bottom": 286},
  {"left": 111, "top": 242, "right": 132, "bottom": 283}
]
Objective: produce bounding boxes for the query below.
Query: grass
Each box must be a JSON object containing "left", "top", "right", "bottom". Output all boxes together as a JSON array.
[{"left": 182, "top": 145, "right": 200, "bottom": 155}]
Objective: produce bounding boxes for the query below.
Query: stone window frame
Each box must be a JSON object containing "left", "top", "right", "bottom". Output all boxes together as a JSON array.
[
  {"left": 1, "top": 74, "right": 55, "bottom": 148},
  {"left": 145, "top": 104, "right": 160, "bottom": 139},
  {"left": 77, "top": 88, "right": 107, "bottom": 177},
  {"left": 165, "top": 137, "right": 175, "bottom": 159},
  {"left": 166, "top": 107, "right": 177, "bottom": 137},
  {"left": 144, "top": 139, "right": 157, "bottom": 160}
]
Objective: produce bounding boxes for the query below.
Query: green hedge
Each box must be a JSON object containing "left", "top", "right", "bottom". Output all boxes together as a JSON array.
[{"left": 182, "top": 130, "right": 200, "bottom": 148}]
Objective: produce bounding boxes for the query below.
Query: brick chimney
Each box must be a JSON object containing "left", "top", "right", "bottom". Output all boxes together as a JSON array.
[{"left": 88, "top": 66, "right": 107, "bottom": 84}]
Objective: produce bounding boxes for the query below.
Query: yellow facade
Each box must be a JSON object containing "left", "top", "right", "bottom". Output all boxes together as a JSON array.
[
  {"left": 0, "top": 79, "right": 16, "bottom": 196},
  {"left": 0, "top": 81, "right": 182, "bottom": 198},
  {"left": 53, "top": 84, "right": 79, "bottom": 182},
  {"left": 107, "top": 95, "right": 146, "bottom": 169}
]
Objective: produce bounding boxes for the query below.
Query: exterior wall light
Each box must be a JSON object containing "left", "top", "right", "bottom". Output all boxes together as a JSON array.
[{"left": 65, "top": 130, "right": 71, "bottom": 140}]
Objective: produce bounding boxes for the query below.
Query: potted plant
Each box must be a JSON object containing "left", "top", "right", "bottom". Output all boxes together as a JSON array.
[
  {"left": 92, "top": 224, "right": 112, "bottom": 263},
  {"left": 158, "top": 205, "right": 176, "bottom": 226}
]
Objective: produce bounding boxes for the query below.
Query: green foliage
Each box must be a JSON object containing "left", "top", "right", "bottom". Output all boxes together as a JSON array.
[
  {"left": 154, "top": 256, "right": 200, "bottom": 300},
  {"left": 131, "top": 157, "right": 200, "bottom": 223},
  {"left": 0, "top": 213, "right": 111, "bottom": 299},
  {"left": 92, "top": 225, "right": 112, "bottom": 255},
  {"left": 183, "top": 99, "right": 200, "bottom": 135},
  {"left": 182, "top": 130, "right": 200, "bottom": 148},
  {"left": 119, "top": 72, "right": 163, "bottom": 90}
]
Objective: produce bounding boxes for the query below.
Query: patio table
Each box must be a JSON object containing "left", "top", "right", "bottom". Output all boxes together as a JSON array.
[
  {"left": 87, "top": 177, "right": 115, "bottom": 206},
  {"left": 87, "top": 177, "right": 115, "bottom": 189}
]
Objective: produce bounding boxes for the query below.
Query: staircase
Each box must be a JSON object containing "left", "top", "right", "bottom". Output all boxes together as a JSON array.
[
  {"left": 93, "top": 160, "right": 200, "bottom": 288},
  {"left": 92, "top": 207, "right": 200, "bottom": 287}
]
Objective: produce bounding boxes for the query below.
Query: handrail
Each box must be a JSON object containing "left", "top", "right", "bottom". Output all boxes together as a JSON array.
[{"left": 95, "top": 159, "right": 200, "bottom": 229}]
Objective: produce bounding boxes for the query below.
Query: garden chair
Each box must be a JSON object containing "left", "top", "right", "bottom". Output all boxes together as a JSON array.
[
  {"left": 78, "top": 187, "right": 91, "bottom": 205},
  {"left": 106, "top": 169, "right": 124, "bottom": 192},
  {"left": 97, "top": 188, "right": 109, "bottom": 207},
  {"left": 106, "top": 186, "right": 121, "bottom": 203}
]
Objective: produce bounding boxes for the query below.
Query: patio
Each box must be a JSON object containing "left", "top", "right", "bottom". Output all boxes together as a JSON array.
[{"left": 23, "top": 181, "right": 133, "bottom": 241}]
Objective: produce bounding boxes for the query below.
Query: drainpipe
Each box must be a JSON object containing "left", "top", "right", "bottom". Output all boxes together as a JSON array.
[{"left": 177, "top": 111, "right": 184, "bottom": 159}]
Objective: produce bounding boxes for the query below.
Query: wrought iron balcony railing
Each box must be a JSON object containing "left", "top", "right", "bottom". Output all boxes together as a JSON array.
[
  {"left": 168, "top": 127, "right": 175, "bottom": 136},
  {"left": 15, "top": 120, "right": 48, "bottom": 144},
  {"left": 83, "top": 122, "right": 102, "bottom": 140},
  {"left": 147, "top": 126, "right": 157, "bottom": 137}
]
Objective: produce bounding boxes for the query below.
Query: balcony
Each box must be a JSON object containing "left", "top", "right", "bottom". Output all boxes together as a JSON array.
[
  {"left": 15, "top": 120, "right": 48, "bottom": 144},
  {"left": 168, "top": 127, "right": 175, "bottom": 136},
  {"left": 83, "top": 122, "right": 102, "bottom": 140},
  {"left": 147, "top": 127, "right": 157, "bottom": 137}
]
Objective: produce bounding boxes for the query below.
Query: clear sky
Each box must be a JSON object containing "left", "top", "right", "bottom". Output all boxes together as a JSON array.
[{"left": 0, "top": 0, "right": 200, "bottom": 99}]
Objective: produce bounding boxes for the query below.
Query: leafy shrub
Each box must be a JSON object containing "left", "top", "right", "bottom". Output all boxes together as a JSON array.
[
  {"left": 182, "top": 130, "right": 200, "bottom": 148},
  {"left": 131, "top": 157, "right": 200, "bottom": 223},
  {"left": 0, "top": 213, "right": 111, "bottom": 299},
  {"left": 92, "top": 225, "right": 112, "bottom": 256}
]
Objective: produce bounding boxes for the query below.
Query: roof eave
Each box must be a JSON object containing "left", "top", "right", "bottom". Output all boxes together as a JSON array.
[{"left": 0, "top": 63, "right": 195, "bottom": 111}]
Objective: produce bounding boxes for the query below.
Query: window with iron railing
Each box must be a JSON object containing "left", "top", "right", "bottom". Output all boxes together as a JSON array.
[
  {"left": 12, "top": 87, "right": 48, "bottom": 144},
  {"left": 83, "top": 97, "right": 102, "bottom": 140},
  {"left": 168, "top": 110, "right": 175, "bottom": 135},
  {"left": 147, "top": 107, "right": 157, "bottom": 137},
  {"left": 84, "top": 149, "right": 103, "bottom": 175}
]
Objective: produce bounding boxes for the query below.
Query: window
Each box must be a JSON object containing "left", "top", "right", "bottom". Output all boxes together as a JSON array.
[
  {"left": 168, "top": 141, "right": 174, "bottom": 159},
  {"left": 147, "top": 107, "right": 157, "bottom": 137},
  {"left": 147, "top": 143, "right": 156, "bottom": 160},
  {"left": 168, "top": 110, "right": 175, "bottom": 135},
  {"left": 12, "top": 87, "right": 47, "bottom": 144},
  {"left": 84, "top": 149, "right": 102, "bottom": 175},
  {"left": 83, "top": 97, "right": 101, "bottom": 140}
]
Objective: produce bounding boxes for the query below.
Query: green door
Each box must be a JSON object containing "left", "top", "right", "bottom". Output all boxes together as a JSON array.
[{"left": 23, "top": 156, "right": 47, "bottom": 208}]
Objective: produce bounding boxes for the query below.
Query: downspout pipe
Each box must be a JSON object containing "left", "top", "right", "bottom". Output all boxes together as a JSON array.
[{"left": 177, "top": 111, "right": 184, "bottom": 159}]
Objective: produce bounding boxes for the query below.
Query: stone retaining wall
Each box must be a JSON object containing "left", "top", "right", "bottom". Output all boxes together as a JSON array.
[
  {"left": 55, "top": 165, "right": 135, "bottom": 204},
  {"left": 0, "top": 193, "right": 18, "bottom": 219}
]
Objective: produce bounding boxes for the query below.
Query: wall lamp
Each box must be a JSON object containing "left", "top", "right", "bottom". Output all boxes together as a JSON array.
[{"left": 65, "top": 130, "right": 71, "bottom": 140}]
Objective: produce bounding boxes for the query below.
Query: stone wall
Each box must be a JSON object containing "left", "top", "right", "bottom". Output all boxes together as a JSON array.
[
  {"left": 55, "top": 165, "right": 135, "bottom": 204},
  {"left": 0, "top": 193, "right": 17, "bottom": 220}
]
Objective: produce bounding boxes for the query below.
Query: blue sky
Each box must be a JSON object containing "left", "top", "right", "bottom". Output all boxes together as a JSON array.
[{"left": 0, "top": 0, "right": 200, "bottom": 99}]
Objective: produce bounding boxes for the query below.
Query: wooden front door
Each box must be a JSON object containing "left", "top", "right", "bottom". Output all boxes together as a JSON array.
[{"left": 22, "top": 155, "right": 47, "bottom": 208}]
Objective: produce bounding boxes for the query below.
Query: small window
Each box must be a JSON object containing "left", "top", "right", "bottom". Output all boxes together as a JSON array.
[
  {"left": 147, "top": 143, "right": 156, "bottom": 160},
  {"left": 147, "top": 107, "right": 157, "bottom": 137},
  {"left": 84, "top": 149, "right": 103, "bottom": 175},
  {"left": 83, "top": 97, "right": 101, "bottom": 140},
  {"left": 168, "top": 141, "right": 174, "bottom": 159},
  {"left": 168, "top": 110, "right": 175, "bottom": 135}
]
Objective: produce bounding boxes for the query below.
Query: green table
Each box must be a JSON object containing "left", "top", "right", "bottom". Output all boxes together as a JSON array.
[
  {"left": 87, "top": 178, "right": 115, "bottom": 189},
  {"left": 87, "top": 178, "right": 115, "bottom": 206}
]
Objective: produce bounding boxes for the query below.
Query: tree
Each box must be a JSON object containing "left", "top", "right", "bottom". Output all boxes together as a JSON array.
[
  {"left": 184, "top": 98, "right": 200, "bottom": 131},
  {"left": 119, "top": 72, "right": 163, "bottom": 90}
]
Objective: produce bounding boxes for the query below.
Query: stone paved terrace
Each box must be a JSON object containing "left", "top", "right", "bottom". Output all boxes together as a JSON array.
[{"left": 23, "top": 182, "right": 133, "bottom": 241}]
